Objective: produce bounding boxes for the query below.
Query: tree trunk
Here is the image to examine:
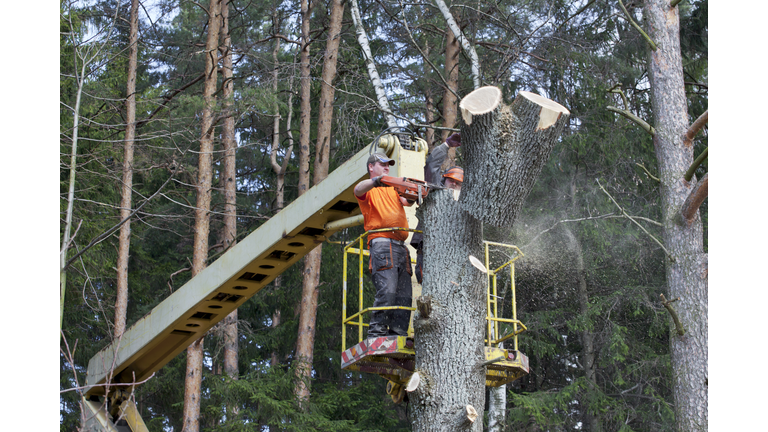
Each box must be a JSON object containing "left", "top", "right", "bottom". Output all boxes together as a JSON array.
[
  {"left": 183, "top": 0, "right": 220, "bottom": 430},
  {"left": 411, "top": 189, "right": 487, "bottom": 432},
  {"left": 349, "top": 0, "right": 397, "bottom": 128},
  {"left": 114, "top": 0, "right": 139, "bottom": 341},
  {"left": 410, "top": 86, "right": 568, "bottom": 431},
  {"left": 643, "top": 1, "right": 708, "bottom": 430},
  {"left": 294, "top": 0, "right": 314, "bottom": 402},
  {"left": 268, "top": 14, "right": 292, "bottom": 368},
  {"left": 294, "top": 0, "right": 345, "bottom": 402},
  {"left": 487, "top": 361, "right": 506, "bottom": 432},
  {"left": 219, "top": 0, "right": 239, "bottom": 417},
  {"left": 458, "top": 87, "right": 570, "bottom": 227},
  {"left": 442, "top": 28, "right": 459, "bottom": 166},
  {"left": 434, "top": 0, "right": 480, "bottom": 89}
]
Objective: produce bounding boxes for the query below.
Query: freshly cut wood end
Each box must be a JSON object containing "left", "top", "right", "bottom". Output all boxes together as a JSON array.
[
  {"left": 518, "top": 91, "right": 569, "bottom": 130},
  {"left": 406, "top": 371, "right": 420, "bottom": 392},
  {"left": 460, "top": 86, "right": 502, "bottom": 125},
  {"left": 466, "top": 405, "right": 478, "bottom": 423}
]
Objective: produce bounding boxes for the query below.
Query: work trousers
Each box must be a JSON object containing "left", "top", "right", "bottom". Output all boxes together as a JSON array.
[{"left": 368, "top": 240, "right": 413, "bottom": 337}]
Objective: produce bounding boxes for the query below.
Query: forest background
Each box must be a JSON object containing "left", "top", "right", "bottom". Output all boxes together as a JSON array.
[{"left": 11, "top": 0, "right": 757, "bottom": 429}]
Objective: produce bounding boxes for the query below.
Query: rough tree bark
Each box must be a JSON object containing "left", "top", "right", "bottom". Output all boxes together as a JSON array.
[
  {"left": 643, "top": 1, "right": 708, "bottom": 430},
  {"left": 458, "top": 87, "right": 569, "bottom": 227},
  {"left": 442, "top": 28, "right": 460, "bottom": 166},
  {"left": 410, "top": 86, "right": 569, "bottom": 431},
  {"left": 219, "top": 0, "right": 239, "bottom": 416},
  {"left": 411, "top": 189, "right": 487, "bottom": 432},
  {"left": 294, "top": 0, "right": 345, "bottom": 402},
  {"left": 114, "top": 0, "right": 139, "bottom": 340},
  {"left": 183, "top": 0, "right": 220, "bottom": 430}
]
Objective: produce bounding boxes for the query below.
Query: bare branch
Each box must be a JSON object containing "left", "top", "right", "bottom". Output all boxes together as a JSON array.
[
  {"left": 635, "top": 163, "right": 660, "bottom": 182},
  {"left": 618, "top": 0, "right": 658, "bottom": 51},
  {"left": 607, "top": 106, "right": 655, "bottom": 135},
  {"left": 597, "top": 179, "right": 674, "bottom": 261}
]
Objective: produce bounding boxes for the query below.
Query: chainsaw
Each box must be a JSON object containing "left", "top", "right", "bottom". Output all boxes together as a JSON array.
[{"left": 379, "top": 176, "right": 430, "bottom": 205}]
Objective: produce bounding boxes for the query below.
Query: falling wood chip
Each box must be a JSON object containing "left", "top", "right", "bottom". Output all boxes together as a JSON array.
[
  {"left": 406, "top": 372, "right": 420, "bottom": 392},
  {"left": 466, "top": 405, "right": 478, "bottom": 423},
  {"left": 469, "top": 255, "right": 487, "bottom": 273}
]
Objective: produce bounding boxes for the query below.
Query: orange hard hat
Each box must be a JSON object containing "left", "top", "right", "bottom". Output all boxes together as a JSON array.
[{"left": 442, "top": 166, "right": 464, "bottom": 183}]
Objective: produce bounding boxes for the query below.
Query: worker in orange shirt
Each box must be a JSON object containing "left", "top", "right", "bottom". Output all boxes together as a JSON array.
[{"left": 354, "top": 153, "right": 415, "bottom": 338}]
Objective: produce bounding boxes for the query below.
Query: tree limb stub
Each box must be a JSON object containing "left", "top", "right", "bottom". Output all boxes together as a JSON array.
[
  {"left": 681, "top": 173, "right": 708, "bottom": 226},
  {"left": 661, "top": 294, "right": 685, "bottom": 336},
  {"left": 459, "top": 87, "right": 570, "bottom": 227},
  {"left": 684, "top": 109, "right": 708, "bottom": 148}
]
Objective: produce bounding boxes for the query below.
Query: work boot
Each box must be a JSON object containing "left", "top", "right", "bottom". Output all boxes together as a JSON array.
[{"left": 367, "top": 323, "right": 388, "bottom": 338}]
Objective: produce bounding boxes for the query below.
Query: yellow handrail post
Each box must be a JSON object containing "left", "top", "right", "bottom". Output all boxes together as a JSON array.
[
  {"left": 511, "top": 261, "right": 518, "bottom": 351},
  {"left": 485, "top": 242, "right": 492, "bottom": 347},
  {"left": 342, "top": 247, "right": 348, "bottom": 352},
  {"left": 358, "top": 236, "right": 364, "bottom": 342}
]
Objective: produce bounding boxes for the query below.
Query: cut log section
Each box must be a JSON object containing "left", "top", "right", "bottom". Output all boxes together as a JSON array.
[{"left": 459, "top": 87, "right": 570, "bottom": 227}]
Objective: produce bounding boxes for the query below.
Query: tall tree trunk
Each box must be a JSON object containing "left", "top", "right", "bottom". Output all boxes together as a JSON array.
[
  {"left": 434, "top": 0, "right": 480, "bottom": 89},
  {"left": 268, "top": 13, "right": 292, "bottom": 368},
  {"left": 442, "top": 28, "right": 460, "bottom": 166},
  {"left": 349, "top": 0, "right": 397, "bottom": 128},
  {"left": 114, "top": 0, "right": 140, "bottom": 340},
  {"left": 643, "top": 1, "right": 707, "bottom": 430},
  {"left": 294, "top": 0, "right": 314, "bottom": 403},
  {"left": 183, "top": 0, "right": 220, "bottom": 430},
  {"left": 219, "top": 0, "right": 239, "bottom": 417},
  {"left": 294, "top": 0, "right": 345, "bottom": 402},
  {"left": 487, "top": 364, "right": 506, "bottom": 432},
  {"left": 410, "top": 87, "right": 568, "bottom": 431}
]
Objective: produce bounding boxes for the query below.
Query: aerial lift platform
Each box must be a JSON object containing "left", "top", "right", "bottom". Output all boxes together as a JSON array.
[
  {"left": 339, "top": 217, "right": 530, "bottom": 402},
  {"left": 82, "top": 133, "right": 426, "bottom": 430}
]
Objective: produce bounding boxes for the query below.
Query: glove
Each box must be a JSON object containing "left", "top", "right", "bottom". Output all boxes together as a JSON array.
[
  {"left": 372, "top": 176, "right": 384, "bottom": 187},
  {"left": 446, "top": 132, "right": 461, "bottom": 148}
]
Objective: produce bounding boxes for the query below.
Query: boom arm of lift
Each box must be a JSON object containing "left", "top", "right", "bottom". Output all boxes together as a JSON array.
[{"left": 83, "top": 137, "right": 425, "bottom": 398}]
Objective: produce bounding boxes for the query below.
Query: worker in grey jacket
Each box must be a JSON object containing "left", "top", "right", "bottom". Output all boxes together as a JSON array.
[{"left": 410, "top": 133, "right": 463, "bottom": 283}]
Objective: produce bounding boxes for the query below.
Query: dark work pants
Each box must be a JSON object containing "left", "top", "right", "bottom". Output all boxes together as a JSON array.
[{"left": 368, "top": 240, "right": 413, "bottom": 337}]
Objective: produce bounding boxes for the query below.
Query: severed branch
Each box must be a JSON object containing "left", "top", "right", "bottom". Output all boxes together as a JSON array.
[
  {"left": 660, "top": 294, "right": 685, "bottom": 336},
  {"left": 683, "top": 109, "right": 708, "bottom": 148},
  {"left": 597, "top": 179, "right": 674, "bottom": 261},
  {"left": 670, "top": 0, "right": 683, "bottom": 7},
  {"left": 681, "top": 173, "right": 708, "bottom": 225},
  {"left": 607, "top": 106, "right": 655, "bottom": 135}
]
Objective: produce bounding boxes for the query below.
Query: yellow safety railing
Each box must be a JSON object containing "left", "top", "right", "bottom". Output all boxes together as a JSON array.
[
  {"left": 484, "top": 241, "right": 528, "bottom": 351},
  {"left": 342, "top": 227, "right": 419, "bottom": 352}
]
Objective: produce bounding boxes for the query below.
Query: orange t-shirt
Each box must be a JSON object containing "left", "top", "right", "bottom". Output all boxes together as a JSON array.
[{"left": 356, "top": 187, "right": 409, "bottom": 244}]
